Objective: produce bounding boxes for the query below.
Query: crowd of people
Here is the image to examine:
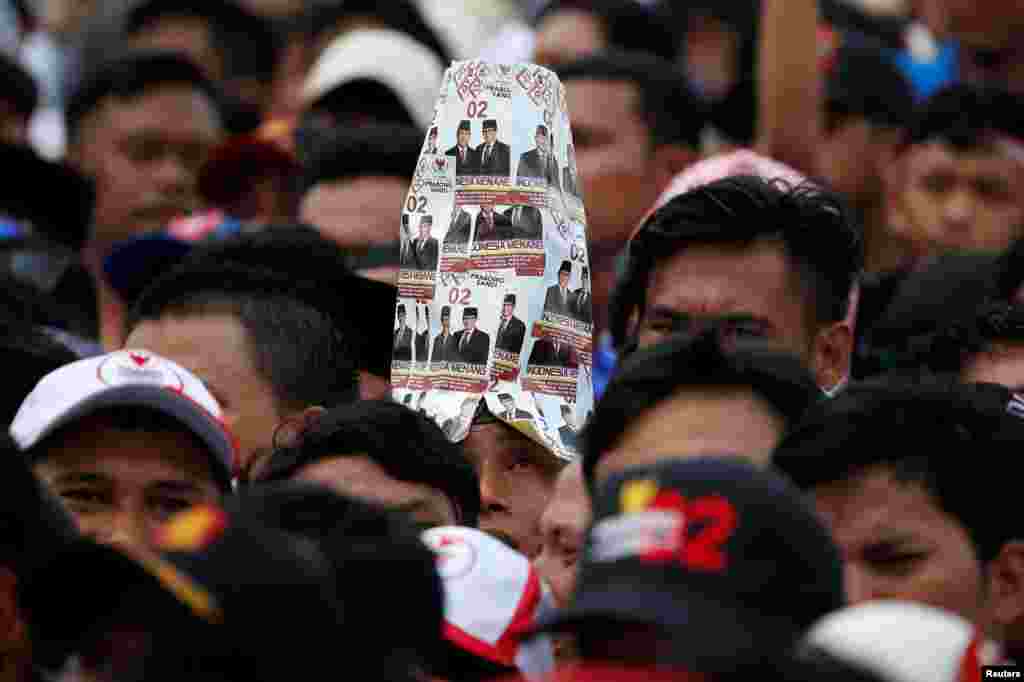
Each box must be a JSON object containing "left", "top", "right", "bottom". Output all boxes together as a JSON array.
[{"left": 4, "top": 0, "right": 1024, "bottom": 680}]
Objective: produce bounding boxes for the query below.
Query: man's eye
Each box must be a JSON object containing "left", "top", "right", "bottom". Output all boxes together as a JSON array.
[
  {"left": 59, "top": 488, "right": 109, "bottom": 508},
  {"left": 865, "top": 552, "right": 926, "bottom": 576},
  {"left": 507, "top": 454, "right": 535, "bottom": 473},
  {"left": 149, "top": 497, "right": 194, "bottom": 522},
  {"left": 920, "top": 174, "right": 953, "bottom": 194}
]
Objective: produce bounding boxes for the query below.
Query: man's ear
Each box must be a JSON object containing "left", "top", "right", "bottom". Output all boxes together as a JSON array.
[
  {"left": 812, "top": 321, "right": 853, "bottom": 393},
  {"left": 986, "top": 540, "right": 1024, "bottom": 637},
  {"left": 274, "top": 405, "right": 327, "bottom": 449}
]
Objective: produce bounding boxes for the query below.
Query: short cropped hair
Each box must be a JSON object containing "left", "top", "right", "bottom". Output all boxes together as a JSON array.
[
  {"left": 259, "top": 400, "right": 481, "bottom": 526},
  {"left": 66, "top": 51, "right": 219, "bottom": 142},
  {"left": 533, "top": 1, "right": 680, "bottom": 64},
  {"left": 301, "top": 124, "right": 423, "bottom": 192},
  {"left": 773, "top": 377, "right": 1022, "bottom": 563},
  {"left": 128, "top": 261, "right": 359, "bottom": 412},
  {"left": 0, "top": 52, "right": 39, "bottom": 118},
  {"left": 611, "top": 175, "right": 863, "bottom": 350},
  {"left": 904, "top": 84, "right": 1024, "bottom": 151},
  {"left": 556, "top": 50, "right": 705, "bottom": 149},
  {"left": 925, "top": 302, "right": 1024, "bottom": 376},
  {"left": 582, "top": 329, "right": 821, "bottom": 488}
]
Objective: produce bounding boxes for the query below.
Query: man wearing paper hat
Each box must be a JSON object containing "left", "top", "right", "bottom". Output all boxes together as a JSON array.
[
  {"left": 544, "top": 260, "right": 574, "bottom": 316},
  {"left": 8, "top": 349, "right": 234, "bottom": 549},
  {"left": 447, "top": 120, "right": 479, "bottom": 176},
  {"left": 496, "top": 293, "right": 527, "bottom": 355},
  {"left": 453, "top": 307, "right": 491, "bottom": 365},
  {"left": 476, "top": 119, "right": 511, "bottom": 176}
]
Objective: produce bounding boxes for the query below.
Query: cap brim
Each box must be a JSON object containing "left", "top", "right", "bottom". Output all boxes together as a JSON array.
[
  {"left": 535, "top": 578, "right": 799, "bottom": 670},
  {"left": 24, "top": 384, "right": 234, "bottom": 491},
  {"left": 103, "top": 233, "right": 194, "bottom": 304}
]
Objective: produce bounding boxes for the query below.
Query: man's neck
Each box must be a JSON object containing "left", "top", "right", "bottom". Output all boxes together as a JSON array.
[
  {"left": 83, "top": 238, "right": 126, "bottom": 351},
  {"left": 587, "top": 240, "right": 626, "bottom": 333}
]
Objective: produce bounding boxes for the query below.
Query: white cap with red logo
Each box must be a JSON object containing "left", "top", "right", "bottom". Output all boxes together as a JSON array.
[
  {"left": 9, "top": 349, "right": 236, "bottom": 489},
  {"left": 804, "top": 601, "right": 1003, "bottom": 682},
  {"left": 422, "top": 526, "right": 556, "bottom": 678}
]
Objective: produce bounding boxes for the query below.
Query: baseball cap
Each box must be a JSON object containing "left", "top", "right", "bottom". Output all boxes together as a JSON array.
[
  {"left": 423, "top": 526, "right": 556, "bottom": 678},
  {"left": 9, "top": 349, "right": 236, "bottom": 489},
  {"left": 303, "top": 28, "right": 445, "bottom": 131},
  {"left": 538, "top": 457, "right": 844, "bottom": 669},
  {"left": 102, "top": 211, "right": 245, "bottom": 305},
  {"left": 24, "top": 502, "right": 344, "bottom": 682},
  {"left": 804, "top": 601, "right": 1001, "bottom": 682}
]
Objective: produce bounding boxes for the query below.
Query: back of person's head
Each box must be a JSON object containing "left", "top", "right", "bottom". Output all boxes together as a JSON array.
[
  {"left": 226, "top": 480, "right": 444, "bottom": 677},
  {"left": 302, "top": 0, "right": 452, "bottom": 66},
  {"left": 555, "top": 49, "right": 705, "bottom": 150},
  {"left": 612, "top": 175, "right": 863, "bottom": 351},
  {"left": 123, "top": 0, "right": 281, "bottom": 86},
  {"left": 128, "top": 260, "right": 358, "bottom": 412},
  {"left": 0, "top": 323, "right": 78, "bottom": 427},
  {"left": 66, "top": 50, "right": 219, "bottom": 144},
  {"left": 773, "top": 376, "right": 1020, "bottom": 564},
  {"left": 904, "top": 84, "right": 1024, "bottom": 151},
  {"left": 0, "top": 51, "right": 38, "bottom": 122},
  {"left": 259, "top": 400, "right": 481, "bottom": 526},
  {"left": 300, "top": 124, "right": 423, "bottom": 190},
  {"left": 923, "top": 301, "right": 1024, "bottom": 377},
  {"left": 177, "top": 225, "right": 396, "bottom": 378},
  {"left": 582, "top": 328, "right": 821, "bottom": 486},
  {"left": 533, "top": 0, "right": 680, "bottom": 64}
]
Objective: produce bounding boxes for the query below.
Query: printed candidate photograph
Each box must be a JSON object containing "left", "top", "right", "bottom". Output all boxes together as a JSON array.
[
  {"left": 475, "top": 118, "right": 511, "bottom": 177},
  {"left": 517, "top": 123, "right": 560, "bottom": 189},
  {"left": 450, "top": 305, "right": 491, "bottom": 365},
  {"left": 542, "top": 259, "right": 591, "bottom": 322},
  {"left": 392, "top": 301, "right": 415, "bottom": 362},
  {"left": 494, "top": 292, "right": 527, "bottom": 356},
  {"left": 471, "top": 204, "right": 544, "bottom": 248},
  {"left": 446, "top": 119, "right": 478, "bottom": 176},
  {"left": 400, "top": 214, "right": 439, "bottom": 271}
]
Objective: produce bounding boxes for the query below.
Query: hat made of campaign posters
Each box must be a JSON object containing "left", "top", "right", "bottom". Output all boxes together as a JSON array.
[
  {"left": 804, "top": 601, "right": 1004, "bottom": 682},
  {"left": 538, "top": 457, "right": 844, "bottom": 670},
  {"left": 9, "top": 349, "right": 235, "bottom": 489},
  {"left": 422, "top": 526, "right": 556, "bottom": 678},
  {"left": 302, "top": 28, "right": 444, "bottom": 131}
]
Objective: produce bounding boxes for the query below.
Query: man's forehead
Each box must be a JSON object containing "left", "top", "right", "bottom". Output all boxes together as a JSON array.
[
  {"left": 909, "top": 140, "right": 1023, "bottom": 178},
  {"left": 646, "top": 241, "right": 800, "bottom": 314},
  {"left": 565, "top": 79, "right": 641, "bottom": 126}
]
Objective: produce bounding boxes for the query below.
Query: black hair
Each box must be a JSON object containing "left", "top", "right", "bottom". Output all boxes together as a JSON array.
[
  {"left": 556, "top": 50, "right": 705, "bottom": 150},
  {"left": 185, "top": 225, "right": 395, "bottom": 378},
  {"left": 259, "top": 400, "right": 481, "bottom": 526},
  {"left": 611, "top": 175, "right": 863, "bottom": 351},
  {"left": 124, "top": 0, "right": 281, "bottom": 83},
  {"left": 905, "top": 84, "right": 1024, "bottom": 150},
  {"left": 128, "top": 261, "right": 359, "bottom": 412},
  {"left": 300, "top": 124, "right": 423, "bottom": 192},
  {"left": 66, "top": 51, "right": 220, "bottom": 143},
  {"left": 0, "top": 323, "right": 78, "bottom": 427},
  {"left": 0, "top": 51, "right": 39, "bottom": 118},
  {"left": 533, "top": 0, "right": 680, "bottom": 64},
  {"left": 227, "top": 481, "right": 445, "bottom": 677},
  {"left": 301, "top": 0, "right": 452, "bottom": 66},
  {"left": 773, "top": 376, "right": 1021, "bottom": 563},
  {"left": 924, "top": 301, "right": 1024, "bottom": 376},
  {"left": 582, "top": 329, "right": 821, "bottom": 488}
]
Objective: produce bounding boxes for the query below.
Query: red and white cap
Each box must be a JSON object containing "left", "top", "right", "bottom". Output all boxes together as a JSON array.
[
  {"left": 804, "top": 601, "right": 1003, "bottom": 682},
  {"left": 422, "top": 526, "right": 556, "bottom": 678},
  {"left": 9, "top": 349, "right": 236, "bottom": 489}
]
